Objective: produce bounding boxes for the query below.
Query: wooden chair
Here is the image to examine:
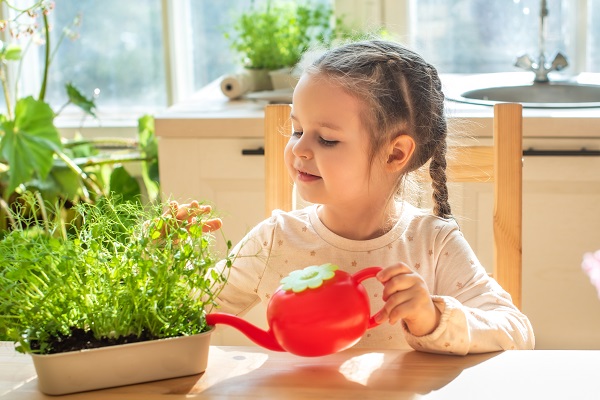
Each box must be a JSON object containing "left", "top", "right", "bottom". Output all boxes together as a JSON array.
[{"left": 264, "top": 103, "right": 523, "bottom": 309}]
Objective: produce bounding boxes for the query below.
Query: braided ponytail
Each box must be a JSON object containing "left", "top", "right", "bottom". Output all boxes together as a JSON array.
[{"left": 429, "top": 140, "right": 452, "bottom": 219}]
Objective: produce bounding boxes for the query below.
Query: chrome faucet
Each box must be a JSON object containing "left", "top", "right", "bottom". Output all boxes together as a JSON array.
[{"left": 514, "top": 0, "right": 569, "bottom": 82}]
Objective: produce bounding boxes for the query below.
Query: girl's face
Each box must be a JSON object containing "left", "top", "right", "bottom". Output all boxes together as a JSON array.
[{"left": 285, "top": 74, "right": 392, "bottom": 209}]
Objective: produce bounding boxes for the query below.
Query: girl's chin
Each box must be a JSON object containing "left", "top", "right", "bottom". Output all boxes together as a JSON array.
[{"left": 294, "top": 187, "right": 322, "bottom": 205}]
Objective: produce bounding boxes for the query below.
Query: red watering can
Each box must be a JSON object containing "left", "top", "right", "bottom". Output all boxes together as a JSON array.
[{"left": 206, "top": 263, "right": 383, "bottom": 357}]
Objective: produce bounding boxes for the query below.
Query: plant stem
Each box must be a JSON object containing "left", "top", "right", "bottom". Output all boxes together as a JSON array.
[
  {"left": 14, "top": 34, "right": 33, "bottom": 103},
  {"left": 38, "top": 12, "right": 50, "bottom": 102},
  {"left": 0, "top": 63, "right": 13, "bottom": 120},
  {"left": 48, "top": 13, "right": 74, "bottom": 67},
  {"left": 71, "top": 153, "right": 154, "bottom": 168},
  {"left": 54, "top": 100, "right": 70, "bottom": 117},
  {"left": 63, "top": 137, "right": 139, "bottom": 149},
  {"left": 0, "top": 197, "right": 16, "bottom": 230},
  {"left": 34, "top": 191, "right": 50, "bottom": 233},
  {"left": 53, "top": 148, "right": 103, "bottom": 199}
]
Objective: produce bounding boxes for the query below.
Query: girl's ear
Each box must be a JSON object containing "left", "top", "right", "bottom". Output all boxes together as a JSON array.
[{"left": 386, "top": 134, "right": 415, "bottom": 172}]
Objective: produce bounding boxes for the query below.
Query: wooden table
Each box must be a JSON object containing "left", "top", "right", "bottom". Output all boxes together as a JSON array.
[{"left": 2, "top": 342, "right": 599, "bottom": 399}]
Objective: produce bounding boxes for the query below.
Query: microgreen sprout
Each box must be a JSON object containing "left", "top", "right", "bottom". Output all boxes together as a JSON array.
[{"left": 0, "top": 194, "right": 232, "bottom": 354}]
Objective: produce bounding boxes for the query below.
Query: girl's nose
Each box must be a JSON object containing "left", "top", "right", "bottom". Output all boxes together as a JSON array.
[{"left": 292, "top": 136, "right": 312, "bottom": 159}]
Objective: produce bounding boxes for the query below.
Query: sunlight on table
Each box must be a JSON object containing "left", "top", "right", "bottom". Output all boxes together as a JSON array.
[
  {"left": 196, "top": 346, "right": 269, "bottom": 388},
  {"left": 338, "top": 352, "right": 385, "bottom": 385}
]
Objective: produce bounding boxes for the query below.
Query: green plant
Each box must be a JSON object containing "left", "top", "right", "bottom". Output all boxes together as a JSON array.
[
  {"left": 0, "top": 2, "right": 159, "bottom": 232},
  {"left": 0, "top": 193, "right": 232, "bottom": 354},
  {"left": 226, "top": 1, "right": 347, "bottom": 70}
]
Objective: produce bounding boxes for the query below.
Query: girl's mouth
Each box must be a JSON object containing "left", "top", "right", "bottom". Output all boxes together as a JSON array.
[{"left": 297, "top": 170, "right": 321, "bottom": 182}]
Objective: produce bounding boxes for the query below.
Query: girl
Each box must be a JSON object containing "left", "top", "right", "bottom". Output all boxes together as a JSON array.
[{"left": 176, "top": 40, "right": 534, "bottom": 354}]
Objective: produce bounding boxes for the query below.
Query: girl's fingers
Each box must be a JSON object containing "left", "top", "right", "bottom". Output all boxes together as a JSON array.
[
  {"left": 374, "top": 263, "right": 434, "bottom": 327},
  {"left": 166, "top": 201, "right": 213, "bottom": 221},
  {"left": 384, "top": 291, "right": 418, "bottom": 324},
  {"left": 375, "top": 288, "right": 424, "bottom": 325},
  {"left": 376, "top": 263, "right": 412, "bottom": 283},
  {"left": 160, "top": 201, "right": 220, "bottom": 232},
  {"left": 165, "top": 201, "right": 179, "bottom": 217},
  {"left": 202, "top": 218, "right": 222, "bottom": 232},
  {"left": 378, "top": 264, "right": 418, "bottom": 301}
]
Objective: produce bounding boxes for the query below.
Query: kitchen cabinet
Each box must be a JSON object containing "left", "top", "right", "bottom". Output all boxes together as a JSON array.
[
  {"left": 521, "top": 153, "right": 600, "bottom": 349},
  {"left": 158, "top": 137, "right": 265, "bottom": 252},
  {"left": 156, "top": 79, "right": 600, "bottom": 349}
]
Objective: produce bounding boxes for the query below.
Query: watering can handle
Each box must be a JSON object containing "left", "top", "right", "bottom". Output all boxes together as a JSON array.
[{"left": 352, "top": 266, "right": 384, "bottom": 329}]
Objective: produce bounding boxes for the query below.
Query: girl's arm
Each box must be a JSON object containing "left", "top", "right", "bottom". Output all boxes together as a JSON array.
[{"left": 401, "top": 224, "right": 535, "bottom": 355}]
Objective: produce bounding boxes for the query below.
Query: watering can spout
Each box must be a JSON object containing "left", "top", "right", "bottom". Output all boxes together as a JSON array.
[{"left": 206, "top": 312, "right": 284, "bottom": 352}]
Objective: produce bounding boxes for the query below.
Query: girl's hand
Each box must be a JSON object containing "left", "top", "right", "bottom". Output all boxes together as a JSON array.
[
  {"left": 374, "top": 263, "right": 441, "bottom": 337},
  {"left": 165, "top": 200, "right": 222, "bottom": 232},
  {"left": 145, "top": 201, "right": 222, "bottom": 241}
]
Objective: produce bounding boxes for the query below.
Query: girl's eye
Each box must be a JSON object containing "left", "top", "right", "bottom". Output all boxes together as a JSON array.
[
  {"left": 292, "top": 130, "right": 338, "bottom": 147},
  {"left": 318, "top": 137, "right": 339, "bottom": 147}
]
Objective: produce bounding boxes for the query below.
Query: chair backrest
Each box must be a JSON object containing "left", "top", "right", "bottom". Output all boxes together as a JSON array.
[{"left": 264, "top": 103, "right": 523, "bottom": 309}]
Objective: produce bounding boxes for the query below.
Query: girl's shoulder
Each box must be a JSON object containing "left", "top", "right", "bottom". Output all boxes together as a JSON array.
[
  {"left": 248, "top": 205, "right": 316, "bottom": 237},
  {"left": 265, "top": 206, "right": 314, "bottom": 227},
  {"left": 231, "top": 206, "right": 317, "bottom": 259},
  {"left": 398, "top": 201, "right": 461, "bottom": 235}
]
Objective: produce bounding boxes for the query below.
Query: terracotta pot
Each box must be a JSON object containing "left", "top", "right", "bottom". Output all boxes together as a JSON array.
[{"left": 31, "top": 327, "right": 214, "bottom": 395}]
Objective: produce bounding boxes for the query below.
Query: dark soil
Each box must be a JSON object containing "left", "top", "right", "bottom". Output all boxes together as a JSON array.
[{"left": 30, "top": 327, "right": 159, "bottom": 354}]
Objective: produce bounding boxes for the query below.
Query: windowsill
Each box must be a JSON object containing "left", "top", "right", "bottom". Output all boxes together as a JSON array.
[{"left": 54, "top": 106, "right": 168, "bottom": 138}]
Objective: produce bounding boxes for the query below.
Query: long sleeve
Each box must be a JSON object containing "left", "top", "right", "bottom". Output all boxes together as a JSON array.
[
  {"left": 401, "top": 219, "right": 535, "bottom": 354},
  {"left": 212, "top": 218, "right": 276, "bottom": 316}
]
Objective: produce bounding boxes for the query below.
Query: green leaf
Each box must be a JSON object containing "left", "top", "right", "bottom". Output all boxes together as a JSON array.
[
  {"left": 109, "top": 166, "right": 140, "bottom": 203},
  {"left": 0, "top": 97, "right": 62, "bottom": 194},
  {"left": 138, "top": 115, "right": 159, "bottom": 202},
  {"left": 48, "top": 166, "right": 85, "bottom": 200},
  {"left": 65, "top": 82, "right": 97, "bottom": 118},
  {"left": 3, "top": 44, "right": 22, "bottom": 61}
]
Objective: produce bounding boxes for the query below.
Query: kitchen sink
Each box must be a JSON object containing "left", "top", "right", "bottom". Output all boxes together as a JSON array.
[{"left": 444, "top": 73, "right": 600, "bottom": 108}]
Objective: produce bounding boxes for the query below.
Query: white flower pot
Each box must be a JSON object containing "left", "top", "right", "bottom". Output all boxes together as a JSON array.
[
  {"left": 269, "top": 67, "right": 300, "bottom": 90},
  {"left": 31, "top": 327, "right": 214, "bottom": 395},
  {"left": 245, "top": 68, "right": 273, "bottom": 91}
]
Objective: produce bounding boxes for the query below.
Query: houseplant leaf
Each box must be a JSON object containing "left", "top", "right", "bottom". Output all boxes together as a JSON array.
[
  {"left": 1, "top": 43, "right": 22, "bottom": 61},
  {"left": 137, "top": 115, "right": 159, "bottom": 202},
  {"left": 0, "top": 96, "right": 62, "bottom": 194},
  {"left": 65, "top": 82, "right": 97, "bottom": 118},
  {"left": 109, "top": 165, "right": 141, "bottom": 203}
]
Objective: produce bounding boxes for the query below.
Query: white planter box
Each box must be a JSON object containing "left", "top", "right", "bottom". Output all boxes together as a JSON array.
[{"left": 31, "top": 328, "right": 213, "bottom": 395}]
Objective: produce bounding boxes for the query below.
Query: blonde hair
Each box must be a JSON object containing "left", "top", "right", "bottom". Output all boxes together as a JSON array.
[{"left": 304, "top": 40, "right": 451, "bottom": 218}]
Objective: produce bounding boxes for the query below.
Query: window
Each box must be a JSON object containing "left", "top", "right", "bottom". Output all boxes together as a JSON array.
[
  {"left": 3, "top": 0, "right": 167, "bottom": 122},
  {"left": 188, "top": 1, "right": 251, "bottom": 94},
  {"left": 408, "top": 0, "right": 598, "bottom": 74},
  {"left": 589, "top": 0, "right": 600, "bottom": 71},
  {"left": 1, "top": 0, "right": 598, "bottom": 126}
]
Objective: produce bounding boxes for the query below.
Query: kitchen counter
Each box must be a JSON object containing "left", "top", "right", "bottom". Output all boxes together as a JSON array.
[{"left": 155, "top": 75, "right": 600, "bottom": 140}]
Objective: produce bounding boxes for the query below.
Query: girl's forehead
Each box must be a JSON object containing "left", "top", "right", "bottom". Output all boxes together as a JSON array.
[{"left": 292, "top": 74, "right": 364, "bottom": 123}]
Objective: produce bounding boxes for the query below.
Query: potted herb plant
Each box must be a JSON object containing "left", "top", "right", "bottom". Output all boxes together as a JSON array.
[
  {"left": 225, "top": 1, "right": 346, "bottom": 90},
  {"left": 0, "top": 194, "right": 232, "bottom": 395}
]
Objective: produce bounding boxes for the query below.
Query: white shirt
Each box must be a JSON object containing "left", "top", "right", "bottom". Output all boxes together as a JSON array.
[{"left": 214, "top": 202, "right": 535, "bottom": 354}]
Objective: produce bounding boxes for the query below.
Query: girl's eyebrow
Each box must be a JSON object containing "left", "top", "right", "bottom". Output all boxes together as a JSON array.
[{"left": 289, "top": 113, "right": 342, "bottom": 131}]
